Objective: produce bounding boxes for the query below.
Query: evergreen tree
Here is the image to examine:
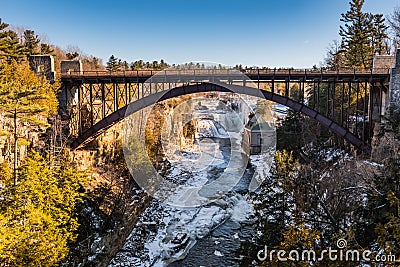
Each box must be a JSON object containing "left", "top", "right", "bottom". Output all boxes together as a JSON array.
[
  {"left": 0, "top": 19, "right": 25, "bottom": 62},
  {"left": 106, "top": 55, "right": 120, "bottom": 71},
  {"left": 339, "top": 0, "right": 389, "bottom": 68},
  {"left": 160, "top": 59, "right": 168, "bottom": 69},
  {"left": 130, "top": 61, "right": 136, "bottom": 70},
  {"left": 66, "top": 51, "right": 79, "bottom": 60},
  {"left": 0, "top": 18, "right": 9, "bottom": 57},
  {"left": 1, "top": 19, "right": 53, "bottom": 59},
  {"left": 23, "top": 29, "right": 40, "bottom": 55},
  {"left": 276, "top": 109, "right": 304, "bottom": 152},
  {"left": 117, "top": 58, "right": 122, "bottom": 70},
  {"left": 91, "top": 56, "right": 101, "bottom": 69},
  {"left": 40, "top": 43, "right": 53, "bottom": 54},
  {"left": 0, "top": 28, "right": 25, "bottom": 62},
  {"left": 130, "top": 59, "right": 145, "bottom": 70},
  {"left": 122, "top": 60, "right": 129, "bottom": 70},
  {"left": 152, "top": 60, "right": 159, "bottom": 69},
  {"left": 254, "top": 150, "right": 298, "bottom": 246},
  {"left": 339, "top": 0, "right": 373, "bottom": 68},
  {"left": 371, "top": 14, "right": 389, "bottom": 55},
  {"left": 0, "top": 61, "right": 58, "bottom": 184},
  {"left": 0, "top": 152, "right": 86, "bottom": 266}
]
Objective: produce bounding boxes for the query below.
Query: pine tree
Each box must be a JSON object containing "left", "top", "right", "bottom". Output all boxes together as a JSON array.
[
  {"left": 130, "top": 59, "right": 145, "bottom": 70},
  {"left": 0, "top": 18, "right": 9, "bottom": 57},
  {"left": 106, "top": 54, "right": 120, "bottom": 71},
  {"left": 92, "top": 56, "right": 101, "bottom": 69},
  {"left": 339, "top": 0, "right": 373, "bottom": 68},
  {"left": 254, "top": 150, "right": 298, "bottom": 246},
  {"left": 339, "top": 0, "right": 389, "bottom": 68},
  {"left": 122, "top": 60, "right": 129, "bottom": 70},
  {"left": 66, "top": 51, "right": 79, "bottom": 60},
  {"left": 23, "top": 29, "right": 40, "bottom": 55},
  {"left": 160, "top": 59, "right": 168, "bottom": 69},
  {"left": 0, "top": 19, "right": 25, "bottom": 62},
  {"left": 371, "top": 14, "right": 389, "bottom": 55},
  {"left": 152, "top": 60, "right": 159, "bottom": 69},
  {"left": 276, "top": 109, "right": 304, "bottom": 152},
  {"left": 0, "top": 29, "right": 25, "bottom": 62},
  {"left": 40, "top": 43, "right": 53, "bottom": 54},
  {"left": 0, "top": 61, "right": 58, "bottom": 184},
  {"left": 1, "top": 19, "right": 53, "bottom": 60},
  {"left": 0, "top": 152, "right": 86, "bottom": 266}
]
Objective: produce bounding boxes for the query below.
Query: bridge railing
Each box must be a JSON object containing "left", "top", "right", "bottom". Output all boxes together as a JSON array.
[
  {"left": 243, "top": 68, "right": 391, "bottom": 75},
  {"left": 61, "top": 68, "right": 391, "bottom": 78}
]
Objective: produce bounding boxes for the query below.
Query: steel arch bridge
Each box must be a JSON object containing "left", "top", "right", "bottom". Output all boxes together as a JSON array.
[{"left": 59, "top": 68, "right": 391, "bottom": 152}]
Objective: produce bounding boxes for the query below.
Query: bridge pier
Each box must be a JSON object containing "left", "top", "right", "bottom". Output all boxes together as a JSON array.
[
  {"left": 370, "top": 53, "right": 395, "bottom": 122},
  {"left": 28, "top": 55, "right": 56, "bottom": 83},
  {"left": 58, "top": 60, "right": 82, "bottom": 135}
]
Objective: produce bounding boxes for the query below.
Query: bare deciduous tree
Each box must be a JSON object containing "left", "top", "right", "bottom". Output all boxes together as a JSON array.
[{"left": 388, "top": 7, "right": 400, "bottom": 47}]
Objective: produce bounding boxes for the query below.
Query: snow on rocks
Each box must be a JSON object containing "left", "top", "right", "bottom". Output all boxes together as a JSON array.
[
  {"left": 214, "top": 250, "right": 224, "bottom": 257},
  {"left": 363, "top": 160, "right": 384, "bottom": 168}
]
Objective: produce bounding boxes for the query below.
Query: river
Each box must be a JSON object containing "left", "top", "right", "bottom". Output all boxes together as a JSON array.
[{"left": 109, "top": 96, "right": 275, "bottom": 266}]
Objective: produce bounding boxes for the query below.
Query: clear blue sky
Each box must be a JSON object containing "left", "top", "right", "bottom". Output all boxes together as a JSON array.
[{"left": 1, "top": 0, "right": 398, "bottom": 68}]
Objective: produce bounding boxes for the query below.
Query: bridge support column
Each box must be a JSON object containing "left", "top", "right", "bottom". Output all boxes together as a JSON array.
[
  {"left": 58, "top": 60, "right": 82, "bottom": 110},
  {"left": 370, "top": 53, "right": 394, "bottom": 122},
  {"left": 389, "top": 49, "right": 400, "bottom": 117},
  {"left": 28, "top": 55, "right": 56, "bottom": 83},
  {"left": 58, "top": 60, "right": 83, "bottom": 136}
]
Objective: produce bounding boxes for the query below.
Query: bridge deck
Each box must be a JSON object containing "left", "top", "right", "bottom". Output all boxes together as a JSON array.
[{"left": 61, "top": 68, "right": 391, "bottom": 84}]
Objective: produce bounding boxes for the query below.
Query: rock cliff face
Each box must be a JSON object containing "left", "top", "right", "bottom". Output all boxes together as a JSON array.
[
  {"left": 62, "top": 123, "right": 150, "bottom": 266},
  {"left": 369, "top": 50, "right": 400, "bottom": 162},
  {"left": 371, "top": 123, "right": 400, "bottom": 162},
  {"left": 0, "top": 113, "right": 47, "bottom": 165}
]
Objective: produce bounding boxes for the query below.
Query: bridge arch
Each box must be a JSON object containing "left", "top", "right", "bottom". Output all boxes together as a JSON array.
[{"left": 70, "top": 82, "right": 369, "bottom": 152}]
